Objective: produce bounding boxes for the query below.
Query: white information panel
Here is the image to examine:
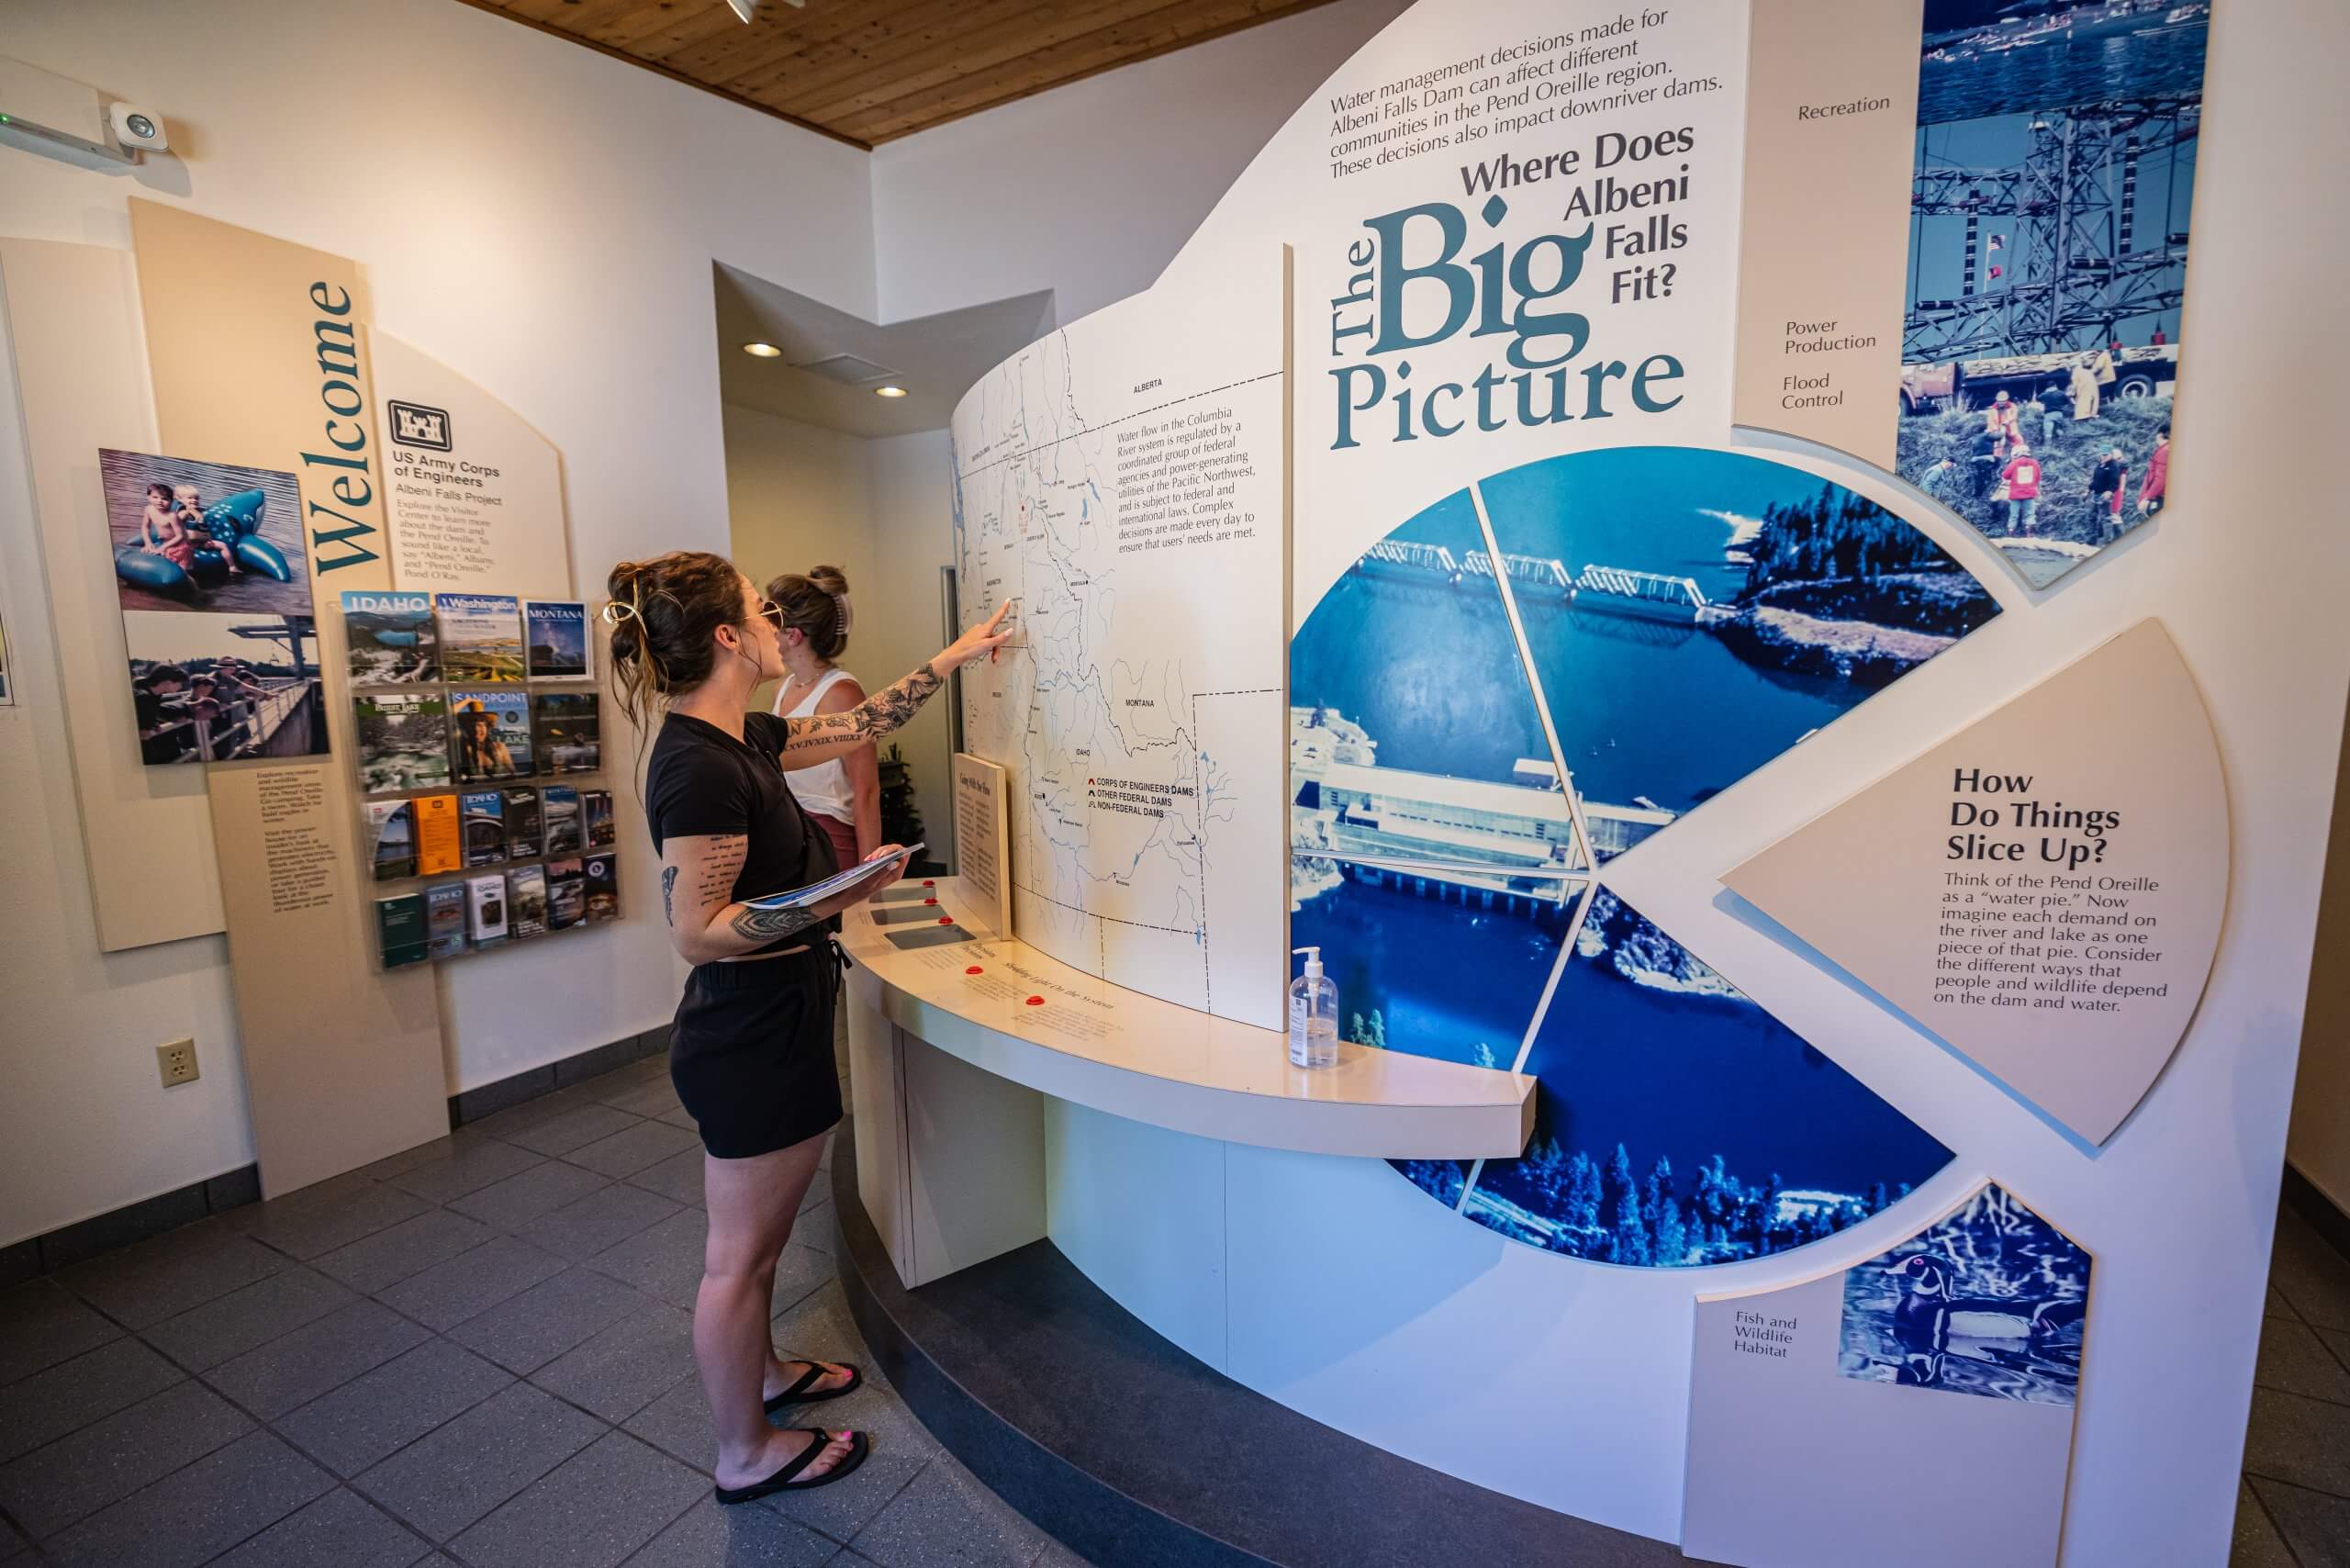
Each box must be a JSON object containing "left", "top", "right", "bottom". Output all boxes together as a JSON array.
[
  {"left": 1725, "top": 620, "right": 2226, "bottom": 1145},
  {"left": 952, "top": 260, "right": 1288, "bottom": 1029},
  {"left": 1684, "top": 1182, "right": 2088, "bottom": 1568},
  {"left": 951, "top": 750, "right": 1013, "bottom": 940},
  {"left": 368, "top": 327, "right": 572, "bottom": 599}
]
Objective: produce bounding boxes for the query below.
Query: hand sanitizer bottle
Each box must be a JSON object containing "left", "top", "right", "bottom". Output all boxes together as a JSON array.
[{"left": 1289, "top": 946, "right": 1338, "bottom": 1069}]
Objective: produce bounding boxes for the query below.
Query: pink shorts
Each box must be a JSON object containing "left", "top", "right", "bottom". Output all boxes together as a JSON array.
[{"left": 808, "top": 812, "right": 861, "bottom": 879}]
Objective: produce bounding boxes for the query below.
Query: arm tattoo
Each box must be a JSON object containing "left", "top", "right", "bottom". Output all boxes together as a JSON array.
[
  {"left": 729, "top": 903, "right": 822, "bottom": 945},
  {"left": 661, "top": 866, "right": 677, "bottom": 926},
  {"left": 783, "top": 662, "right": 941, "bottom": 754}
]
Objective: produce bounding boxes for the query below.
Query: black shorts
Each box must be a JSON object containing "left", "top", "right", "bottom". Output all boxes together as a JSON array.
[{"left": 669, "top": 946, "right": 843, "bottom": 1160}]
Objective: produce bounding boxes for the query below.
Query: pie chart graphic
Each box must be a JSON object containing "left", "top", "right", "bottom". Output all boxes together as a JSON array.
[{"left": 1289, "top": 445, "right": 2001, "bottom": 1267}]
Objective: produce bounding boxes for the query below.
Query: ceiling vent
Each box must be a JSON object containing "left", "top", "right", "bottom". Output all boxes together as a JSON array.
[{"left": 789, "top": 352, "right": 899, "bottom": 386}]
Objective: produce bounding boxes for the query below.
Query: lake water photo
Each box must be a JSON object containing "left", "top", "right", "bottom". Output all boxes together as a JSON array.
[{"left": 1287, "top": 447, "right": 1986, "bottom": 1263}]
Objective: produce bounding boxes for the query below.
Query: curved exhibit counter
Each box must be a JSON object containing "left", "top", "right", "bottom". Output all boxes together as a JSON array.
[
  {"left": 832, "top": 880, "right": 1661, "bottom": 1565},
  {"left": 838, "top": 877, "right": 1531, "bottom": 1288}
]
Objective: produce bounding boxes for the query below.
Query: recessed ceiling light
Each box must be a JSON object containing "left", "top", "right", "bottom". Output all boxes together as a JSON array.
[
  {"left": 742, "top": 342, "right": 782, "bottom": 358},
  {"left": 874, "top": 385, "right": 908, "bottom": 398}
]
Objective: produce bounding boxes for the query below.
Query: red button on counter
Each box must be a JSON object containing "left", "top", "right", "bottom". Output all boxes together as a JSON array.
[
  {"left": 1025, "top": 996, "right": 1045, "bottom": 1006},
  {"left": 965, "top": 966, "right": 983, "bottom": 975},
  {"left": 937, "top": 916, "right": 953, "bottom": 925},
  {"left": 924, "top": 898, "right": 936, "bottom": 905},
  {"left": 922, "top": 879, "right": 934, "bottom": 887}
]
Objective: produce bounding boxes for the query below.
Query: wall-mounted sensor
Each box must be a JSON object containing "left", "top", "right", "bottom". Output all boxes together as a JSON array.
[{"left": 108, "top": 102, "right": 167, "bottom": 153}]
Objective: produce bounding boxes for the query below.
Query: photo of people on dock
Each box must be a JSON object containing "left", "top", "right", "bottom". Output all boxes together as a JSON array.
[
  {"left": 102, "top": 449, "right": 310, "bottom": 617},
  {"left": 1899, "top": 0, "right": 2205, "bottom": 587},
  {"left": 124, "top": 610, "right": 328, "bottom": 765},
  {"left": 1291, "top": 445, "right": 1993, "bottom": 1263}
]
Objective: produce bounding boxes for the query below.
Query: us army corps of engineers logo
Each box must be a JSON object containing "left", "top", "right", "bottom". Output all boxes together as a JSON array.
[{"left": 387, "top": 400, "right": 452, "bottom": 451}]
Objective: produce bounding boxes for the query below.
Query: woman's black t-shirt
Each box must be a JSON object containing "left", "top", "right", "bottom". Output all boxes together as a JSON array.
[{"left": 645, "top": 711, "right": 840, "bottom": 952}]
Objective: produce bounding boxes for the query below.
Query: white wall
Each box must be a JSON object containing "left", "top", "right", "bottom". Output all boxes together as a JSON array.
[
  {"left": 869, "top": 0, "right": 1413, "bottom": 327},
  {"left": 720, "top": 408, "right": 960, "bottom": 860},
  {"left": 0, "top": 0, "right": 1404, "bottom": 1246},
  {"left": 0, "top": 0, "right": 875, "bottom": 1242},
  {"left": 723, "top": 401, "right": 878, "bottom": 715},
  {"left": 860, "top": 429, "right": 959, "bottom": 856},
  {"left": 0, "top": 308, "right": 256, "bottom": 1243}
]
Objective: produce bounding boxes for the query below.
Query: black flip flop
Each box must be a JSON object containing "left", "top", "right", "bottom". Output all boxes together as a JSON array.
[
  {"left": 714, "top": 1428, "right": 870, "bottom": 1505},
  {"left": 763, "top": 1361, "right": 862, "bottom": 1414}
]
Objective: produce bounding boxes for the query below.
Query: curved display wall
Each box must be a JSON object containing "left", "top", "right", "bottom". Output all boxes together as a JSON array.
[{"left": 928, "top": 0, "right": 2267, "bottom": 1560}]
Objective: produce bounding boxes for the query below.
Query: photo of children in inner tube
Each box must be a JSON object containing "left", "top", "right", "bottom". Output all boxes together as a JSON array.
[{"left": 102, "top": 448, "right": 311, "bottom": 617}]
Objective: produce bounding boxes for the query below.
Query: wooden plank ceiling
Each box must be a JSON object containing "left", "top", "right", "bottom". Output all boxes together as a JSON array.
[{"left": 455, "top": 0, "right": 1344, "bottom": 147}]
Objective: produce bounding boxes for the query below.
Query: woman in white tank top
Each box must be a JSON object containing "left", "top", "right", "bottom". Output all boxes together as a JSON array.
[{"left": 764, "top": 566, "right": 878, "bottom": 876}]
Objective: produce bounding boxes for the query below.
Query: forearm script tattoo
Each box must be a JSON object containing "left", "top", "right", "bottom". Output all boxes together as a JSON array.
[
  {"left": 782, "top": 662, "right": 942, "bottom": 755},
  {"left": 683, "top": 834, "right": 822, "bottom": 948}
]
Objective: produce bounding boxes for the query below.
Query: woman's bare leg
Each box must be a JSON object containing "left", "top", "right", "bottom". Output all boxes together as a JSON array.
[{"left": 699, "top": 1133, "right": 855, "bottom": 1489}]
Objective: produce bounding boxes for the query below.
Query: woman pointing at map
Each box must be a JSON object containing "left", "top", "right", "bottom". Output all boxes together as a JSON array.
[{"left": 601, "top": 551, "right": 1011, "bottom": 1504}]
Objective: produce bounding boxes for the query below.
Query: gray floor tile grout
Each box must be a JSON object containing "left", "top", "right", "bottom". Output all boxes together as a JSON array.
[
  {"left": 831, "top": 1454, "right": 935, "bottom": 1557},
  {"left": 2305, "top": 1318, "right": 2350, "bottom": 1382},
  {"left": 627, "top": 1467, "right": 711, "bottom": 1563},
  {"left": 184, "top": 1481, "right": 441, "bottom": 1568},
  {"left": 2243, "top": 1475, "right": 2313, "bottom": 1568},
  {"left": 347, "top": 1400, "right": 623, "bottom": 1549}
]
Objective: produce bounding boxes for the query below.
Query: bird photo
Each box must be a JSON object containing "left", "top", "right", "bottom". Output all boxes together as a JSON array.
[{"left": 1838, "top": 1182, "right": 2089, "bottom": 1406}]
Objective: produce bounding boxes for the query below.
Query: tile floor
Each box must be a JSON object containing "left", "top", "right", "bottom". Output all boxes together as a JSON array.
[
  {"left": 1, "top": 1048, "right": 2343, "bottom": 1567},
  {"left": 0, "top": 1055, "right": 1080, "bottom": 1568},
  {"left": 2239, "top": 1201, "right": 2350, "bottom": 1566}
]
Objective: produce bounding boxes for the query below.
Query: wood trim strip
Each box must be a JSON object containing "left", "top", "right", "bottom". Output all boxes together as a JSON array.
[
  {"left": 841, "top": 0, "right": 1339, "bottom": 140},
  {"left": 447, "top": 0, "right": 874, "bottom": 149}
]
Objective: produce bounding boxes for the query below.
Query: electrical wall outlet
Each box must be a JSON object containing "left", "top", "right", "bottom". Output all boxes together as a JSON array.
[{"left": 157, "top": 1037, "right": 199, "bottom": 1087}]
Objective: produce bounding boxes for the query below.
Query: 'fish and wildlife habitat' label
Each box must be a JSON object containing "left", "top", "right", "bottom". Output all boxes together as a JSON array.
[{"left": 1731, "top": 1307, "right": 1797, "bottom": 1361}]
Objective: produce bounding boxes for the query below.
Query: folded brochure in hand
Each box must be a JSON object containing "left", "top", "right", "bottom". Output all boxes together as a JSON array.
[{"left": 743, "top": 844, "right": 923, "bottom": 912}]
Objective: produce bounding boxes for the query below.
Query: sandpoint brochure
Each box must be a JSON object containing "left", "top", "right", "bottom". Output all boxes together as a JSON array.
[{"left": 451, "top": 689, "right": 532, "bottom": 781}]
